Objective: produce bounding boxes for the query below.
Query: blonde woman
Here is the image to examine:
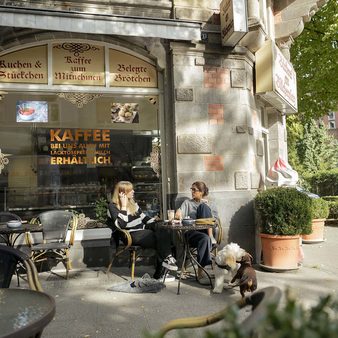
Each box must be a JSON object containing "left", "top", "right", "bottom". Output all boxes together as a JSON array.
[{"left": 108, "top": 181, "right": 177, "bottom": 280}]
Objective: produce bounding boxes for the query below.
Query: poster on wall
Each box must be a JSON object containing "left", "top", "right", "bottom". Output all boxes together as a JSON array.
[
  {"left": 16, "top": 100, "right": 48, "bottom": 122},
  {"left": 111, "top": 103, "right": 139, "bottom": 123}
]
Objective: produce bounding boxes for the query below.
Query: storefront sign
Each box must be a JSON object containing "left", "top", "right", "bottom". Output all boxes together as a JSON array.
[
  {"left": 0, "top": 42, "right": 158, "bottom": 89},
  {"left": 109, "top": 49, "right": 157, "bottom": 88},
  {"left": 220, "top": 0, "right": 247, "bottom": 47},
  {"left": 256, "top": 40, "right": 297, "bottom": 113},
  {"left": 0, "top": 45, "right": 48, "bottom": 84},
  {"left": 52, "top": 43, "right": 105, "bottom": 86},
  {"left": 49, "top": 128, "right": 112, "bottom": 165}
]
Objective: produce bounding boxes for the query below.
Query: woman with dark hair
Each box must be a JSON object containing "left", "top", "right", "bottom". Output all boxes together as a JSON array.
[
  {"left": 175, "top": 181, "right": 218, "bottom": 284},
  {"left": 108, "top": 181, "right": 177, "bottom": 280}
]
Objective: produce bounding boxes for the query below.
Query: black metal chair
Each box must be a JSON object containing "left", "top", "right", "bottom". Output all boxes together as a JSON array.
[
  {"left": 0, "top": 211, "right": 22, "bottom": 223},
  {"left": 155, "top": 286, "right": 282, "bottom": 337},
  {"left": 183, "top": 217, "right": 223, "bottom": 274},
  {"left": 27, "top": 210, "right": 78, "bottom": 279},
  {"left": 106, "top": 221, "right": 157, "bottom": 280},
  {"left": 0, "top": 245, "right": 43, "bottom": 291}
]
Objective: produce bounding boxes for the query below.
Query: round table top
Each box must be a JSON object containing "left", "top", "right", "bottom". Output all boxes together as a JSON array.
[
  {"left": 159, "top": 221, "right": 215, "bottom": 231},
  {"left": 0, "top": 223, "right": 43, "bottom": 234},
  {"left": 0, "top": 288, "right": 55, "bottom": 338}
]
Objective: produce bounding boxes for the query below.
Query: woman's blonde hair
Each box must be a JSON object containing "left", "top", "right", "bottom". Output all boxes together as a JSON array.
[{"left": 112, "top": 181, "right": 138, "bottom": 215}]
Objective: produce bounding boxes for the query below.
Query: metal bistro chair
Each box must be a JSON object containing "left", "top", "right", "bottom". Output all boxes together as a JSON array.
[
  {"left": 155, "top": 286, "right": 282, "bottom": 337},
  {"left": 27, "top": 210, "right": 78, "bottom": 279},
  {"left": 0, "top": 212, "right": 22, "bottom": 223},
  {"left": 0, "top": 245, "right": 43, "bottom": 291},
  {"left": 106, "top": 214, "right": 156, "bottom": 280},
  {"left": 184, "top": 217, "right": 223, "bottom": 272}
]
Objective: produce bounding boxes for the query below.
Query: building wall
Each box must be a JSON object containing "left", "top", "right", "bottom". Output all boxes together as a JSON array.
[
  {"left": 322, "top": 111, "right": 338, "bottom": 140},
  {"left": 0, "top": 0, "right": 327, "bottom": 258},
  {"left": 169, "top": 41, "right": 263, "bottom": 252}
]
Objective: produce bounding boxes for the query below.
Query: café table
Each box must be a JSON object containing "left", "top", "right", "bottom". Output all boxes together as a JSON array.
[
  {"left": 0, "top": 222, "right": 42, "bottom": 247},
  {"left": 160, "top": 221, "right": 215, "bottom": 295},
  {"left": 0, "top": 288, "right": 55, "bottom": 338}
]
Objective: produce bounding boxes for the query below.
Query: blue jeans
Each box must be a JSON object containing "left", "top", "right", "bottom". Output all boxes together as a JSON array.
[{"left": 185, "top": 203, "right": 213, "bottom": 267}]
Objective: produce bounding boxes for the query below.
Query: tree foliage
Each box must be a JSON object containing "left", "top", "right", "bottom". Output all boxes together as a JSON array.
[
  {"left": 287, "top": 116, "right": 338, "bottom": 176},
  {"left": 290, "top": 0, "right": 338, "bottom": 120}
]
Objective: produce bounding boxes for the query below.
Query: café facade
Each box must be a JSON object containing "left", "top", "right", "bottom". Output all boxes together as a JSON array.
[{"left": 0, "top": 0, "right": 325, "bottom": 261}]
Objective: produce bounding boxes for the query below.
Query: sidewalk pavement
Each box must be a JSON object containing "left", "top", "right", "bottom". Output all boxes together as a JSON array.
[{"left": 21, "top": 224, "right": 338, "bottom": 338}]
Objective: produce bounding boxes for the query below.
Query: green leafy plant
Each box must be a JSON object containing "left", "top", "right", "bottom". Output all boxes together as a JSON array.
[
  {"left": 255, "top": 292, "right": 338, "bottom": 338},
  {"left": 145, "top": 290, "right": 338, "bottom": 338},
  {"left": 255, "top": 187, "right": 312, "bottom": 235},
  {"left": 327, "top": 201, "right": 338, "bottom": 219},
  {"left": 95, "top": 197, "right": 108, "bottom": 224},
  {"left": 303, "top": 169, "right": 338, "bottom": 196},
  {"left": 290, "top": 0, "right": 338, "bottom": 119},
  {"left": 311, "top": 198, "right": 330, "bottom": 219}
]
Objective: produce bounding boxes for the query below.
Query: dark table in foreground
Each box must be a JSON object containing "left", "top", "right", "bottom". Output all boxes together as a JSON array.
[
  {"left": 160, "top": 221, "right": 215, "bottom": 294},
  {"left": 0, "top": 223, "right": 42, "bottom": 247},
  {"left": 0, "top": 288, "right": 55, "bottom": 338}
]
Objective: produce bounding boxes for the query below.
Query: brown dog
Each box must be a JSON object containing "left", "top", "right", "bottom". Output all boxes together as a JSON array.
[{"left": 230, "top": 253, "right": 257, "bottom": 298}]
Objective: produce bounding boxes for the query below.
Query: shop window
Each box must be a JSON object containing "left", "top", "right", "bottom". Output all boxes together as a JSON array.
[{"left": 0, "top": 93, "right": 161, "bottom": 220}]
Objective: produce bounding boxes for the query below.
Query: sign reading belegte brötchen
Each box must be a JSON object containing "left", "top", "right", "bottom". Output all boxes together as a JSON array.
[{"left": 109, "top": 49, "right": 157, "bottom": 88}]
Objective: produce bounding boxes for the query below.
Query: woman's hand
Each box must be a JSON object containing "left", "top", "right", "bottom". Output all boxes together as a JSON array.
[
  {"left": 119, "top": 192, "right": 128, "bottom": 209},
  {"left": 175, "top": 209, "right": 182, "bottom": 220}
]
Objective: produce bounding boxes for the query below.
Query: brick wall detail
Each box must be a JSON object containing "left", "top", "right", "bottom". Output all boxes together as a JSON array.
[
  {"left": 208, "top": 104, "right": 224, "bottom": 125},
  {"left": 203, "top": 66, "right": 230, "bottom": 89},
  {"left": 203, "top": 155, "right": 224, "bottom": 171}
]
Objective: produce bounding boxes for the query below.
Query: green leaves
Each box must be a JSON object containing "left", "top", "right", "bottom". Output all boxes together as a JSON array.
[
  {"left": 254, "top": 187, "right": 312, "bottom": 235},
  {"left": 311, "top": 198, "right": 330, "bottom": 219},
  {"left": 287, "top": 117, "right": 338, "bottom": 177},
  {"left": 95, "top": 197, "right": 108, "bottom": 224},
  {"left": 290, "top": 0, "right": 338, "bottom": 119}
]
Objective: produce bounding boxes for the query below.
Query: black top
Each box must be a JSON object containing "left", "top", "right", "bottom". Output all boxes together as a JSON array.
[{"left": 108, "top": 203, "right": 155, "bottom": 232}]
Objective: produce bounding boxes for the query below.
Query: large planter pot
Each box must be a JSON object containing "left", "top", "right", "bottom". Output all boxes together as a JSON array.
[
  {"left": 260, "top": 233, "right": 300, "bottom": 271},
  {"left": 302, "top": 219, "right": 326, "bottom": 243}
]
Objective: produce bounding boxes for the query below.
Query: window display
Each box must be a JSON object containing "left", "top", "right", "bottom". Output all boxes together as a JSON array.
[
  {"left": 0, "top": 93, "right": 161, "bottom": 221},
  {"left": 16, "top": 100, "right": 48, "bottom": 122}
]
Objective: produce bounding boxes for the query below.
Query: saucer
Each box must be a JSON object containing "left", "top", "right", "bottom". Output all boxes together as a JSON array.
[{"left": 7, "top": 220, "right": 22, "bottom": 228}]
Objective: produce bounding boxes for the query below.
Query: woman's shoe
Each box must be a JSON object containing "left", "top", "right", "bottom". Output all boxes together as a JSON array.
[{"left": 162, "top": 254, "right": 178, "bottom": 271}]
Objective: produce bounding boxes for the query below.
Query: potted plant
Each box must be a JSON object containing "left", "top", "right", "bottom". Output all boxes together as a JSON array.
[
  {"left": 254, "top": 187, "right": 312, "bottom": 270},
  {"left": 191, "top": 291, "right": 338, "bottom": 338},
  {"left": 95, "top": 197, "right": 109, "bottom": 225},
  {"left": 302, "top": 197, "right": 329, "bottom": 243},
  {"left": 147, "top": 289, "right": 338, "bottom": 338}
]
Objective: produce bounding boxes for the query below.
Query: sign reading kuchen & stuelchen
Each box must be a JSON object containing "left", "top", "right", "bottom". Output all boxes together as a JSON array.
[{"left": 0, "top": 42, "right": 157, "bottom": 88}]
